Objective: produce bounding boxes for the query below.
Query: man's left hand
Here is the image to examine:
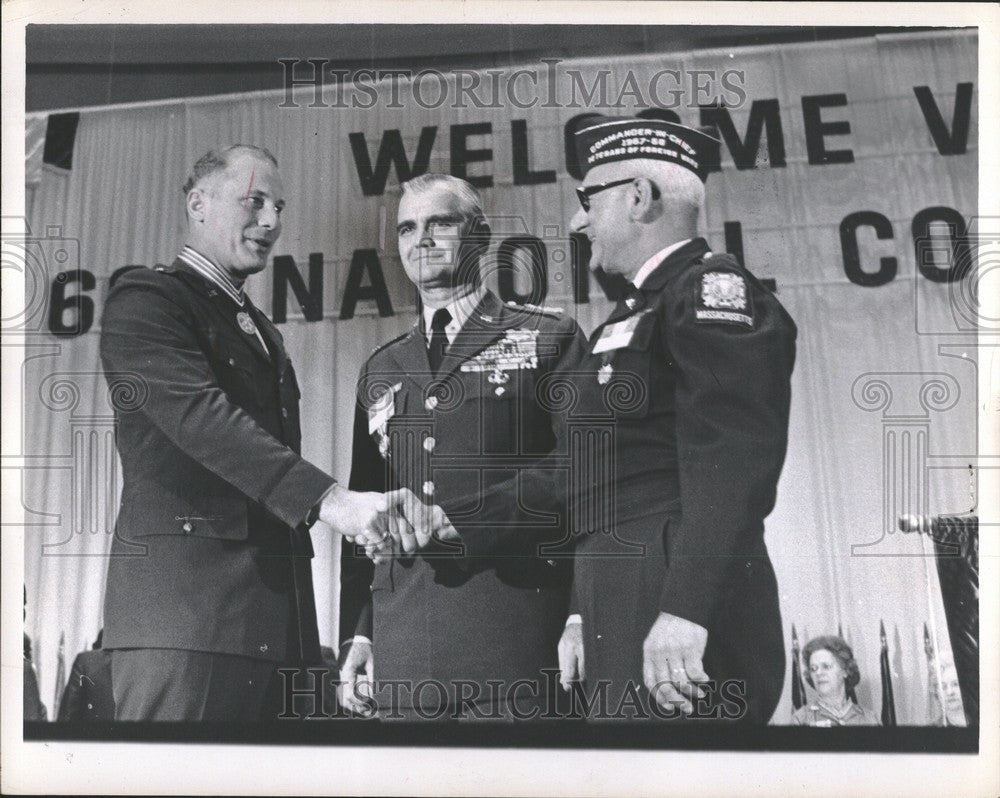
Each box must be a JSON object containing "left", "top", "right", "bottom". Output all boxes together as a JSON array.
[{"left": 642, "top": 612, "right": 709, "bottom": 714}]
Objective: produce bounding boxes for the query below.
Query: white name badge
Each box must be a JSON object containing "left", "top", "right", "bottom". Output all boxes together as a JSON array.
[
  {"left": 368, "top": 382, "right": 402, "bottom": 434},
  {"left": 591, "top": 310, "right": 652, "bottom": 354}
]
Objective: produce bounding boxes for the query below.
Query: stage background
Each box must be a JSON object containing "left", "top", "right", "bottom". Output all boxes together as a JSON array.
[{"left": 17, "top": 28, "right": 978, "bottom": 724}]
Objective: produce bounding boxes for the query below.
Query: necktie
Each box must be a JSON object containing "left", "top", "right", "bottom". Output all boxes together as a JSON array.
[{"left": 427, "top": 307, "right": 452, "bottom": 375}]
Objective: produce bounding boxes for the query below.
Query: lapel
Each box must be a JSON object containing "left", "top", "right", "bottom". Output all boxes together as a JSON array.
[
  {"left": 384, "top": 324, "right": 434, "bottom": 399},
  {"left": 168, "top": 258, "right": 274, "bottom": 368},
  {"left": 436, "top": 290, "right": 508, "bottom": 382},
  {"left": 245, "top": 298, "right": 286, "bottom": 375}
]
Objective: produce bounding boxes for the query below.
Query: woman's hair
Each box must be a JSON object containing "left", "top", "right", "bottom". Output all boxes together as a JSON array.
[{"left": 803, "top": 634, "right": 861, "bottom": 691}]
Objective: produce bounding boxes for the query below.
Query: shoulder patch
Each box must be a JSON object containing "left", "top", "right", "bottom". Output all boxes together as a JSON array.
[
  {"left": 505, "top": 300, "right": 564, "bottom": 317},
  {"left": 694, "top": 270, "right": 754, "bottom": 327}
]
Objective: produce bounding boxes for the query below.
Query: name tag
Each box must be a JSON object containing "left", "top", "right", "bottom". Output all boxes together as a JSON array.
[
  {"left": 368, "top": 382, "right": 402, "bottom": 434},
  {"left": 592, "top": 310, "right": 652, "bottom": 354}
]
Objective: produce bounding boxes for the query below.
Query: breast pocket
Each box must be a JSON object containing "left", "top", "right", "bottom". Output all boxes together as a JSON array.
[{"left": 208, "top": 341, "right": 260, "bottom": 410}]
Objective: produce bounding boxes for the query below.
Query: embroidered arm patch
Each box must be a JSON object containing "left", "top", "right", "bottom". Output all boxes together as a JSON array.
[{"left": 694, "top": 270, "right": 754, "bottom": 327}]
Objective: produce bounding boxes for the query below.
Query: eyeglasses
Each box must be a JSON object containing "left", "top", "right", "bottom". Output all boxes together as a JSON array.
[
  {"left": 575, "top": 178, "right": 636, "bottom": 212},
  {"left": 575, "top": 178, "right": 660, "bottom": 211}
]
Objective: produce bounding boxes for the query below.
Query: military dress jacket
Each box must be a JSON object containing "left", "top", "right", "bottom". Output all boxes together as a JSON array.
[
  {"left": 340, "top": 290, "right": 588, "bottom": 709},
  {"left": 446, "top": 239, "right": 797, "bottom": 720},
  {"left": 100, "top": 260, "right": 334, "bottom": 663}
]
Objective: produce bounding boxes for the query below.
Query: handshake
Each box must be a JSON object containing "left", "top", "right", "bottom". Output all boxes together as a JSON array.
[{"left": 317, "top": 484, "right": 458, "bottom": 561}]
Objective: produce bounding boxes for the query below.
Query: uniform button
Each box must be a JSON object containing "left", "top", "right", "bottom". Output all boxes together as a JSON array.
[
  {"left": 282, "top": 408, "right": 289, "bottom": 418},
  {"left": 423, "top": 436, "right": 436, "bottom": 452},
  {"left": 422, "top": 481, "right": 435, "bottom": 497},
  {"left": 425, "top": 396, "right": 438, "bottom": 411},
  {"left": 596, "top": 634, "right": 602, "bottom": 640},
  {"left": 704, "top": 251, "right": 713, "bottom": 259},
  {"left": 546, "top": 559, "right": 556, "bottom": 567},
  {"left": 182, "top": 521, "right": 193, "bottom": 533},
  {"left": 228, "top": 357, "right": 237, "bottom": 366},
  {"left": 259, "top": 644, "right": 269, "bottom": 653}
]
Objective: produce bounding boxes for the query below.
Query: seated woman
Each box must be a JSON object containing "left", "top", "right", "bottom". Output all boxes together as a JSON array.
[
  {"left": 928, "top": 653, "right": 968, "bottom": 727},
  {"left": 792, "top": 635, "right": 880, "bottom": 726}
]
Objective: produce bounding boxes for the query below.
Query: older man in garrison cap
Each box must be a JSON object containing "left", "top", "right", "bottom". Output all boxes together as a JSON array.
[{"left": 433, "top": 116, "right": 796, "bottom": 723}]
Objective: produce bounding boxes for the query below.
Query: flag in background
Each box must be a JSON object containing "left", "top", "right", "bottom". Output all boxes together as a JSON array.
[
  {"left": 790, "top": 624, "right": 805, "bottom": 712},
  {"left": 880, "top": 620, "right": 897, "bottom": 726},
  {"left": 52, "top": 631, "right": 66, "bottom": 720}
]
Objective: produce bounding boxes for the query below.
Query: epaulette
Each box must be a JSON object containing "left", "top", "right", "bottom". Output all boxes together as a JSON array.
[
  {"left": 694, "top": 251, "right": 742, "bottom": 271},
  {"left": 366, "top": 330, "right": 411, "bottom": 361},
  {"left": 505, "top": 300, "right": 564, "bottom": 317}
]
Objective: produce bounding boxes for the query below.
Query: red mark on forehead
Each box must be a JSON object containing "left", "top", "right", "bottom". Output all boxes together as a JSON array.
[{"left": 242, "top": 166, "right": 256, "bottom": 207}]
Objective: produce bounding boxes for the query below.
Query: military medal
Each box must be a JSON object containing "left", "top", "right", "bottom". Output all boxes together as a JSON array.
[
  {"left": 488, "top": 366, "right": 510, "bottom": 396},
  {"left": 597, "top": 363, "right": 614, "bottom": 385},
  {"left": 237, "top": 311, "right": 257, "bottom": 335}
]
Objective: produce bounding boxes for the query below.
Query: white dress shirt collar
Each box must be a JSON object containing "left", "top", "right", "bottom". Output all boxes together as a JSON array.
[
  {"left": 421, "top": 285, "right": 486, "bottom": 346},
  {"left": 631, "top": 239, "right": 694, "bottom": 289}
]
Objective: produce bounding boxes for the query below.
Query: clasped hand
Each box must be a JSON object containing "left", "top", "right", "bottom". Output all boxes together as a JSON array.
[{"left": 318, "top": 484, "right": 457, "bottom": 560}]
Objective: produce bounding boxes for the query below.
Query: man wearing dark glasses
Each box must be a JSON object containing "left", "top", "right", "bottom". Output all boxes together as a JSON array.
[
  {"left": 435, "top": 116, "right": 797, "bottom": 723},
  {"left": 561, "top": 115, "right": 797, "bottom": 722}
]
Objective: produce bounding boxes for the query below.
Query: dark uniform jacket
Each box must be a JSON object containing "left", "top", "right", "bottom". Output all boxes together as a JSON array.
[
  {"left": 57, "top": 649, "right": 115, "bottom": 722},
  {"left": 340, "top": 290, "right": 587, "bottom": 711},
  {"left": 441, "top": 239, "right": 796, "bottom": 721},
  {"left": 100, "top": 259, "right": 334, "bottom": 664}
]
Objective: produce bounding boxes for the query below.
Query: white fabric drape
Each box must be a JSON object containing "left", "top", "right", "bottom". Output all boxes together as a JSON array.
[{"left": 22, "top": 30, "right": 977, "bottom": 724}]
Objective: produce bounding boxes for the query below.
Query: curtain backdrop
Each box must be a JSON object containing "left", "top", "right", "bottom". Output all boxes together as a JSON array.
[{"left": 20, "top": 29, "right": 978, "bottom": 724}]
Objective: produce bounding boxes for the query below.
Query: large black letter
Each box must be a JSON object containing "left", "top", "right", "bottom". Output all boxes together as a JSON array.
[
  {"left": 48, "top": 269, "right": 95, "bottom": 337},
  {"left": 511, "top": 120, "right": 556, "bottom": 186},
  {"left": 450, "top": 123, "right": 494, "bottom": 188},
  {"left": 700, "top": 100, "right": 786, "bottom": 170},
  {"left": 912, "top": 206, "right": 971, "bottom": 284},
  {"left": 840, "top": 211, "right": 897, "bottom": 287},
  {"left": 340, "top": 249, "right": 394, "bottom": 320},
  {"left": 497, "top": 236, "right": 548, "bottom": 305},
  {"left": 349, "top": 127, "right": 437, "bottom": 196},
  {"left": 723, "top": 221, "right": 745, "bottom": 266},
  {"left": 913, "top": 83, "right": 973, "bottom": 155},
  {"left": 272, "top": 253, "right": 324, "bottom": 323},
  {"left": 570, "top": 232, "right": 591, "bottom": 304},
  {"left": 802, "top": 94, "right": 854, "bottom": 165}
]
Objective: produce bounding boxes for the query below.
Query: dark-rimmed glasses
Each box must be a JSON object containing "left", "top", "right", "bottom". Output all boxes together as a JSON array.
[{"left": 575, "top": 178, "right": 636, "bottom": 212}]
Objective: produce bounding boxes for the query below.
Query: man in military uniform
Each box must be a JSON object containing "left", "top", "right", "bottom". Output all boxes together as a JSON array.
[
  {"left": 338, "top": 173, "right": 587, "bottom": 720},
  {"left": 433, "top": 117, "right": 796, "bottom": 723},
  {"left": 100, "top": 145, "right": 407, "bottom": 721}
]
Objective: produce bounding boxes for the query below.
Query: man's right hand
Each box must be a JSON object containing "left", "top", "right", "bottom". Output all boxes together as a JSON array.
[
  {"left": 337, "top": 639, "right": 375, "bottom": 717},
  {"left": 317, "top": 484, "right": 396, "bottom": 549},
  {"left": 558, "top": 621, "right": 585, "bottom": 691}
]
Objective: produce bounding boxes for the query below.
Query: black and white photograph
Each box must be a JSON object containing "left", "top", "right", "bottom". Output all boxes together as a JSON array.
[{"left": 2, "top": 1, "right": 997, "bottom": 795}]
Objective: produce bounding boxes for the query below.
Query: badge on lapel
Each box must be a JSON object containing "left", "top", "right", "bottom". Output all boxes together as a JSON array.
[{"left": 237, "top": 311, "right": 258, "bottom": 336}]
